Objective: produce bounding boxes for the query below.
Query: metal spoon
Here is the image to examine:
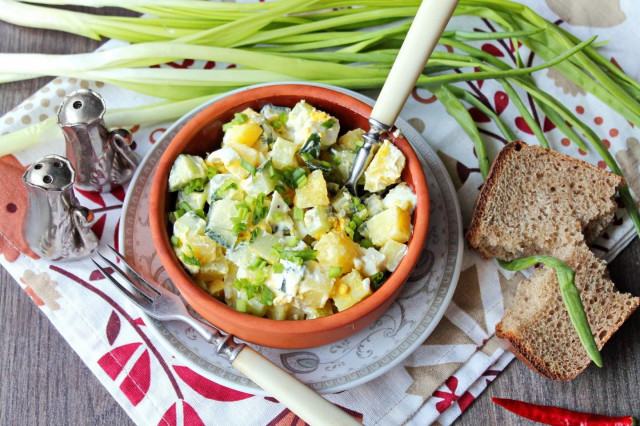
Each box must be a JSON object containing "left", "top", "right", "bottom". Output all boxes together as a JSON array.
[{"left": 345, "top": 0, "right": 459, "bottom": 195}]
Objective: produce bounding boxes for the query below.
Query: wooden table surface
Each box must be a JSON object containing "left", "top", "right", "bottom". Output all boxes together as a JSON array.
[{"left": 1, "top": 9, "right": 639, "bottom": 426}]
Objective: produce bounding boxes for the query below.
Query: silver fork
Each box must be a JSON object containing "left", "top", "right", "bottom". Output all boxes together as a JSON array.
[{"left": 93, "top": 246, "right": 358, "bottom": 426}]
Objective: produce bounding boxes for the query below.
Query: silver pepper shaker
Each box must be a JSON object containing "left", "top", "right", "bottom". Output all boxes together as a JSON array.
[
  {"left": 57, "top": 89, "right": 140, "bottom": 193},
  {"left": 22, "top": 155, "right": 99, "bottom": 261}
]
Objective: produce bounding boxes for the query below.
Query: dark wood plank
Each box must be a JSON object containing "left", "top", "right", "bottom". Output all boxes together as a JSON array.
[
  {"left": 1, "top": 7, "right": 639, "bottom": 426},
  {"left": 0, "top": 9, "right": 134, "bottom": 426}
]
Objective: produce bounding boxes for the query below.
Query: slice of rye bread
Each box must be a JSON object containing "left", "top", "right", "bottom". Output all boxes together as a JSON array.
[
  {"left": 467, "top": 141, "right": 623, "bottom": 259},
  {"left": 466, "top": 141, "right": 639, "bottom": 380}
]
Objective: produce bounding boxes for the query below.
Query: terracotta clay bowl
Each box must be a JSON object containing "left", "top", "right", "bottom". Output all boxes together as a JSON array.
[{"left": 149, "top": 84, "right": 429, "bottom": 349}]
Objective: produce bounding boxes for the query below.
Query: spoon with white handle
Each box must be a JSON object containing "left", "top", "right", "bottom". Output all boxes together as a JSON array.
[{"left": 345, "top": 0, "right": 459, "bottom": 195}]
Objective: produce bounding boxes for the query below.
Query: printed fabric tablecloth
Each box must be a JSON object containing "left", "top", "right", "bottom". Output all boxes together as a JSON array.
[{"left": 1, "top": 1, "right": 640, "bottom": 425}]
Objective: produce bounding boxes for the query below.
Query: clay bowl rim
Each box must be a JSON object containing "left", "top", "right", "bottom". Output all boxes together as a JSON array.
[{"left": 148, "top": 83, "right": 430, "bottom": 347}]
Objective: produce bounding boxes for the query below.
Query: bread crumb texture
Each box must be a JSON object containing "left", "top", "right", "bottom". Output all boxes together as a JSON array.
[{"left": 468, "top": 141, "right": 639, "bottom": 381}]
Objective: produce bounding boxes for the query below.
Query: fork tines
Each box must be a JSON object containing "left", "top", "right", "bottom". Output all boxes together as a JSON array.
[{"left": 92, "top": 246, "right": 161, "bottom": 307}]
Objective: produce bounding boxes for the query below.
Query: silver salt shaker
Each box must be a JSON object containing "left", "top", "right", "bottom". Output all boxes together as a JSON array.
[
  {"left": 22, "top": 155, "right": 99, "bottom": 261},
  {"left": 58, "top": 89, "right": 139, "bottom": 193}
]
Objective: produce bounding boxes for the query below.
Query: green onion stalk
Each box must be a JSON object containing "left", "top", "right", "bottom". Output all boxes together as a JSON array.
[
  {"left": 498, "top": 256, "right": 602, "bottom": 368},
  {"left": 0, "top": 0, "right": 639, "bottom": 239}
]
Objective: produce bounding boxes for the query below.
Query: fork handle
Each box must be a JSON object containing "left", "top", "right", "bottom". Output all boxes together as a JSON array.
[{"left": 232, "top": 346, "right": 359, "bottom": 426}]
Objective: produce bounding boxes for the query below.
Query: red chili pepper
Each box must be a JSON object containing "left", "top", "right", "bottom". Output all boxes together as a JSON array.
[{"left": 491, "top": 397, "right": 637, "bottom": 426}]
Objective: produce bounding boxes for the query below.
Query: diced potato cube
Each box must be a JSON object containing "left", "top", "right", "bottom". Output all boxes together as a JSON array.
[
  {"left": 383, "top": 183, "right": 417, "bottom": 214},
  {"left": 379, "top": 240, "right": 408, "bottom": 272},
  {"left": 225, "top": 161, "right": 251, "bottom": 180},
  {"left": 364, "top": 139, "right": 406, "bottom": 192},
  {"left": 204, "top": 278, "right": 226, "bottom": 298},
  {"left": 304, "top": 304, "right": 333, "bottom": 319},
  {"left": 266, "top": 305, "right": 290, "bottom": 320},
  {"left": 331, "top": 270, "right": 371, "bottom": 312},
  {"left": 337, "top": 128, "right": 365, "bottom": 151},
  {"left": 227, "top": 142, "right": 263, "bottom": 167},
  {"left": 294, "top": 170, "right": 329, "bottom": 209},
  {"left": 223, "top": 122, "right": 263, "bottom": 147},
  {"left": 196, "top": 257, "right": 230, "bottom": 281},
  {"left": 205, "top": 147, "right": 239, "bottom": 170},
  {"left": 269, "top": 137, "right": 299, "bottom": 169},
  {"left": 298, "top": 261, "right": 333, "bottom": 308},
  {"left": 362, "top": 206, "right": 411, "bottom": 246},
  {"left": 314, "top": 230, "right": 360, "bottom": 272},
  {"left": 187, "top": 234, "right": 222, "bottom": 265}
]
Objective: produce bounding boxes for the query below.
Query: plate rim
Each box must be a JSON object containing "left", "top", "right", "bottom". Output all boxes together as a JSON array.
[{"left": 119, "top": 82, "right": 463, "bottom": 395}]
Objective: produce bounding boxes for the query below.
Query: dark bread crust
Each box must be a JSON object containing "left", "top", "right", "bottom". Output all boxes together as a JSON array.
[
  {"left": 465, "top": 141, "right": 523, "bottom": 259},
  {"left": 496, "top": 294, "right": 639, "bottom": 381},
  {"left": 465, "top": 140, "right": 624, "bottom": 258}
]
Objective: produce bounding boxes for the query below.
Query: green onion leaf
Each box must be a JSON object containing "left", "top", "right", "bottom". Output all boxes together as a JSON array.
[
  {"left": 293, "top": 207, "right": 304, "bottom": 221},
  {"left": 260, "top": 286, "right": 274, "bottom": 306},
  {"left": 370, "top": 271, "right": 385, "bottom": 290},
  {"left": 359, "top": 238, "right": 373, "bottom": 249},
  {"left": 498, "top": 255, "right": 602, "bottom": 367},
  {"left": 328, "top": 266, "right": 342, "bottom": 278},
  {"left": 240, "top": 158, "right": 256, "bottom": 175},
  {"left": 300, "top": 133, "right": 321, "bottom": 159},
  {"left": 178, "top": 201, "right": 192, "bottom": 212},
  {"left": 215, "top": 178, "right": 238, "bottom": 198},
  {"left": 275, "top": 248, "right": 317, "bottom": 262},
  {"left": 322, "top": 119, "right": 336, "bottom": 129},
  {"left": 273, "top": 262, "right": 284, "bottom": 274}
]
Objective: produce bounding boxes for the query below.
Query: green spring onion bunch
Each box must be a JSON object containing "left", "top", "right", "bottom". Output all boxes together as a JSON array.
[{"left": 1, "top": 0, "right": 639, "bottom": 239}]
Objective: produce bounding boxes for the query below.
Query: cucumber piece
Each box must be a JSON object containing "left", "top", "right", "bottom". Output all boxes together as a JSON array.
[
  {"left": 168, "top": 154, "right": 207, "bottom": 192},
  {"left": 173, "top": 211, "right": 206, "bottom": 240},
  {"left": 303, "top": 207, "right": 332, "bottom": 239},
  {"left": 205, "top": 199, "right": 238, "bottom": 249},
  {"left": 226, "top": 243, "right": 254, "bottom": 269},
  {"left": 260, "top": 104, "right": 291, "bottom": 122},
  {"left": 249, "top": 233, "right": 280, "bottom": 264},
  {"left": 176, "top": 190, "right": 207, "bottom": 211}
]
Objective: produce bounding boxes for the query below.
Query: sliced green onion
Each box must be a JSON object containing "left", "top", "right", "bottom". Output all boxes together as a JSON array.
[
  {"left": 370, "top": 271, "right": 385, "bottom": 290},
  {"left": 293, "top": 207, "right": 304, "bottom": 221},
  {"left": 359, "top": 238, "right": 373, "bottom": 248},
  {"left": 240, "top": 158, "right": 256, "bottom": 175},
  {"left": 249, "top": 227, "right": 260, "bottom": 243},
  {"left": 275, "top": 248, "right": 317, "bottom": 262},
  {"left": 322, "top": 119, "right": 336, "bottom": 129},
  {"left": 273, "top": 262, "right": 285, "bottom": 273},
  {"left": 328, "top": 266, "right": 342, "bottom": 278}
]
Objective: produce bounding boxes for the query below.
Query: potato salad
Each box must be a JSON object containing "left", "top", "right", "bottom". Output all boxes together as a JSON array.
[{"left": 168, "top": 101, "right": 416, "bottom": 320}]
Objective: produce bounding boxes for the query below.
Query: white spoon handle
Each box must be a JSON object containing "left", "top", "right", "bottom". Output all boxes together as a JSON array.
[
  {"left": 232, "top": 346, "right": 359, "bottom": 426},
  {"left": 370, "top": 0, "right": 459, "bottom": 127}
]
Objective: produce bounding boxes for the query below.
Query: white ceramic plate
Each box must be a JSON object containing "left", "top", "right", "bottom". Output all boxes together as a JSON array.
[{"left": 119, "top": 83, "right": 463, "bottom": 395}]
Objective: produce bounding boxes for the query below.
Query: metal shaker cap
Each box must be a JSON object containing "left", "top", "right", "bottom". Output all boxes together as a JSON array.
[
  {"left": 57, "top": 89, "right": 106, "bottom": 126},
  {"left": 23, "top": 155, "right": 75, "bottom": 191}
]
